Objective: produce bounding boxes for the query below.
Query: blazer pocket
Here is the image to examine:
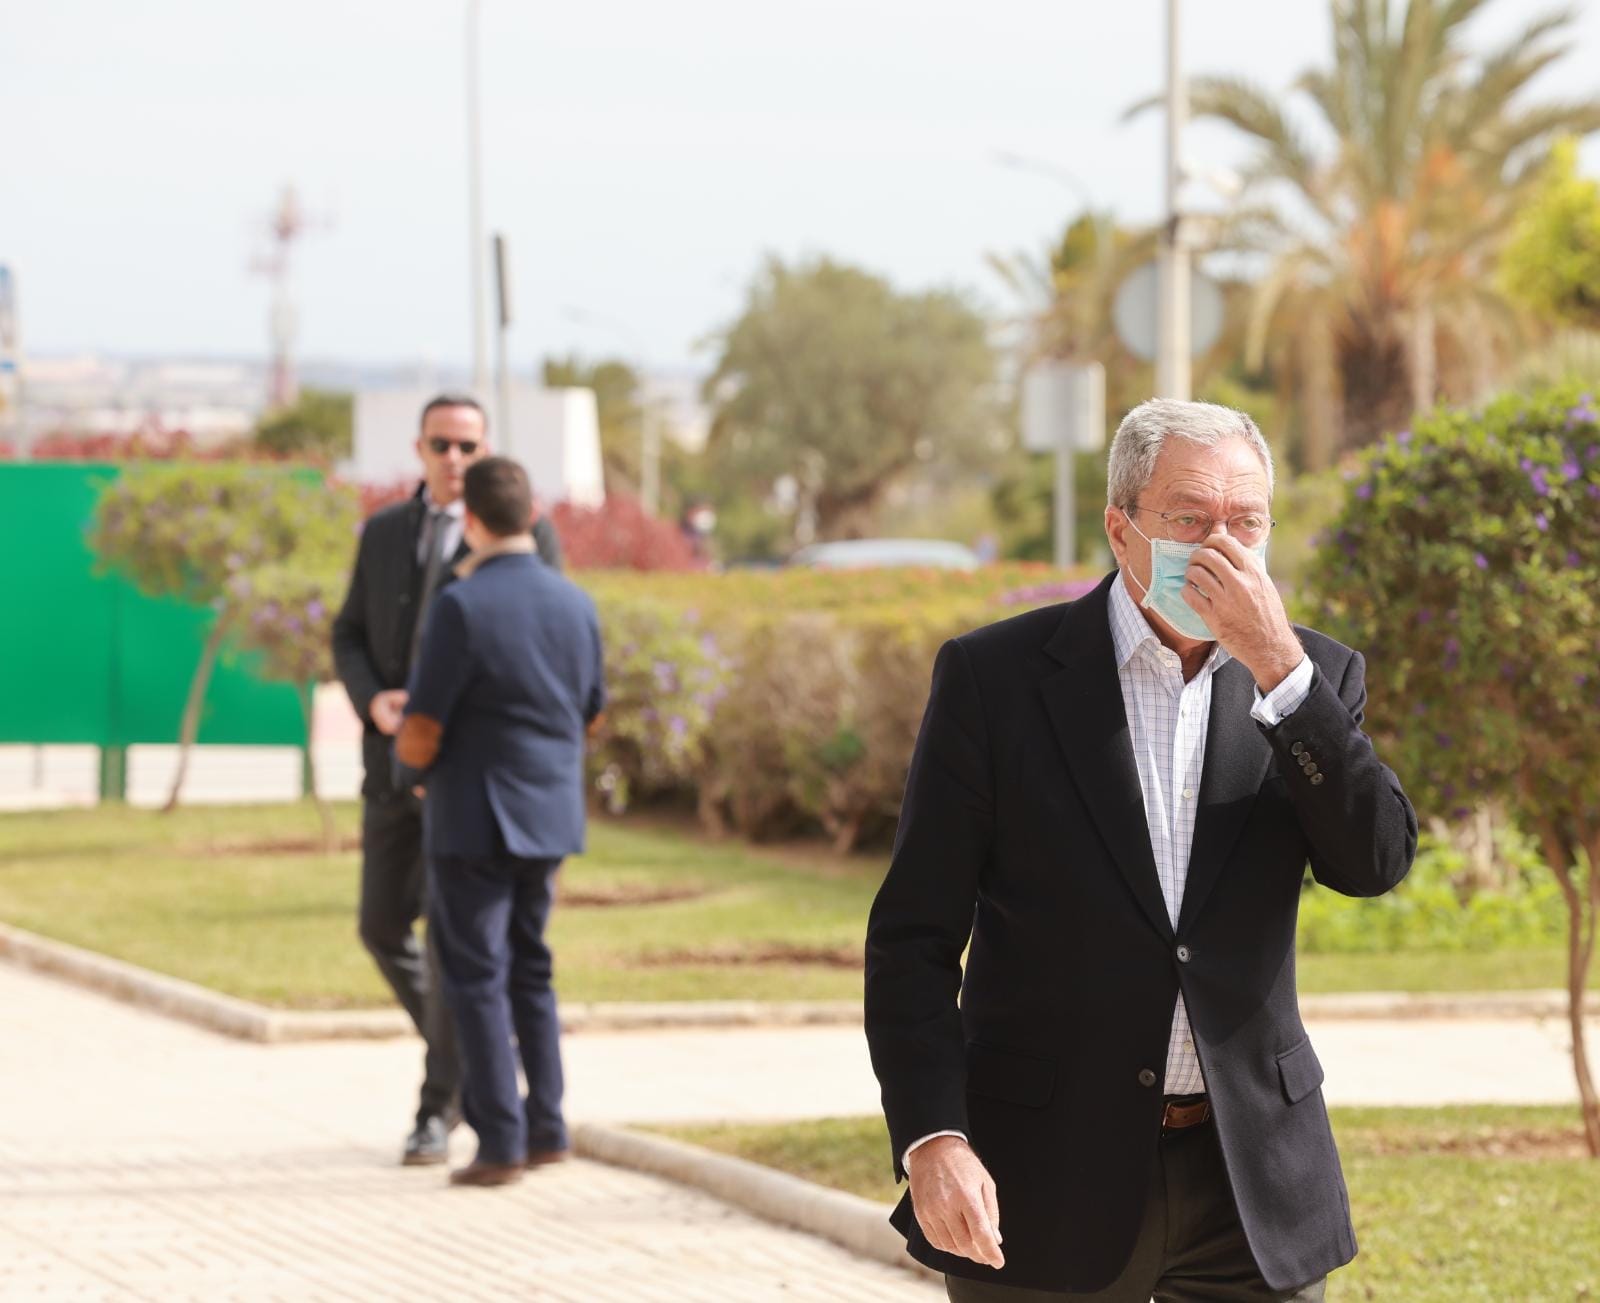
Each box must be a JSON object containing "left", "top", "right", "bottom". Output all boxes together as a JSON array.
[
  {"left": 1276, "top": 1037, "right": 1325, "bottom": 1104},
  {"left": 966, "top": 1041, "right": 1057, "bottom": 1109}
]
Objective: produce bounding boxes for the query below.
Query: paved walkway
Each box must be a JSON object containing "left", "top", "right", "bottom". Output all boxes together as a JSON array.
[
  {"left": 8, "top": 960, "right": 1597, "bottom": 1301},
  {"left": 2, "top": 964, "right": 935, "bottom": 1301}
]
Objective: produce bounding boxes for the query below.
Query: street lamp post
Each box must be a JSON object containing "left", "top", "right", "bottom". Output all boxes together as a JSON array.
[
  {"left": 465, "top": 0, "right": 489, "bottom": 398},
  {"left": 1155, "top": 0, "right": 1191, "bottom": 400}
]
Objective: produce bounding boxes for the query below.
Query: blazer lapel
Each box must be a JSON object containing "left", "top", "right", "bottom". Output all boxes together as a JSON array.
[
  {"left": 1177, "top": 657, "right": 1272, "bottom": 933},
  {"left": 1039, "top": 575, "right": 1174, "bottom": 944},
  {"left": 403, "top": 495, "right": 428, "bottom": 589}
]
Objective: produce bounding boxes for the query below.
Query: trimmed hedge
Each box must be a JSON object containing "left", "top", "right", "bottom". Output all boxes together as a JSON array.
[
  {"left": 583, "top": 566, "right": 1098, "bottom": 849},
  {"left": 1298, "top": 826, "right": 1564, "bottom": 954}
]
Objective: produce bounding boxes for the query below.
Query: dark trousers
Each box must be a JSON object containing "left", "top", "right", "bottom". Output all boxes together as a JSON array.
[
  {"left": 945, "top": 1121, "right": 1327, "bottom": 1303},
  {"left": 427, "top": 851, "right": 567, "bottom": 1165},
  {"left": 358, "top": 793, "right": 460, "bottom": 1125}
]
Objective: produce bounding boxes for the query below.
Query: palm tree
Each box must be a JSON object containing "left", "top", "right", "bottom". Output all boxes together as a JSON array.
[
  {"left": 988, "top": 213, "right": 1152, "bottom": 367},
  {"left": 1167, "top": 0, "right": 1600, "bottom": 467}
]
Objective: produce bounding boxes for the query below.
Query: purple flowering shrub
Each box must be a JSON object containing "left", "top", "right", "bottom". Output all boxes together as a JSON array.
[
  {"left": 585, "top": 567, "right": 1098, "bottom": 850},
  {"left": 587, "top": 597, "right": 734, "bottom": 813},
  {"left": 89, "top": 465, "right": 356, "bottom": 812},
  {"left": 90, "top": 465, "right": 333, "bottom": 604},
  {"left": 1312, "top": 386, "right": 1599, "bottom": 826},
  {"left": 1311, "top": 385, "right": 1600, "bottom": 1153}
]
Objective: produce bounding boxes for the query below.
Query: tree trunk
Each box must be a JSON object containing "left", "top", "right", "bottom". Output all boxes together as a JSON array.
[
  {"left": 1409, "top": 300, "right": 1437, "bottom": 418},
  {"left": 1299, "top": 317, "right": 1341, "bottom": 472},
  {"left": 299, "top": 685, "right": 337, "bottom": 853},
  {"left": 161, "top": 612, "right": 231, "bottom": 814},
  {"left": 1540, "top": 822, "right": 1600, "bottom": 1157}
]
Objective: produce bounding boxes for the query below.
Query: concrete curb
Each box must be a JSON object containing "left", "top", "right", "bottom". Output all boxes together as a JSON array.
[
  {"left": 572, "top": 1121, "right": 937, "bottom": 1283},
  {"left": 0, "top": 923, "right": 860, "bottom": 1042},
  {"left": 1300, "top": 989, "right": 1600, "bottom": 1019},
  {"left": 3, "top": 921, "right": 1595, "bottom": 1042}
]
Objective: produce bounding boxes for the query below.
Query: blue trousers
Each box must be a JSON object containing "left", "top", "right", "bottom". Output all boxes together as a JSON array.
[{"left": 427, "top": 852, "right": 566, "bottom": 1164}]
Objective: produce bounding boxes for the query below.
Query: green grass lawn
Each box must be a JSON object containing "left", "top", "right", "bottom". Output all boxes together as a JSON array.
[
  {"left": 653, "top": 1107, "right": 1600, "bottom": 1301},
  {"left": 0, "top": 800, "right": 1592, "bottom": 1007},
  {"left": 0, "top": 801, "right": 877, "bottom": 1006}
]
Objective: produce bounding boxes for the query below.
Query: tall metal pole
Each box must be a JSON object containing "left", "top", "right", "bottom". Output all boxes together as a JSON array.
[
  {"left": 466, "top": 0, "right": 489, "bottom": 398},
  {"left": 1156, "top": 0, "right": 1191, "bottom": 400},
  {"left": 640, "top": 386, "right": 660, "bottom": 517},
  {"left": 493, "top": 233, "right": 513, "bottom": 443}
]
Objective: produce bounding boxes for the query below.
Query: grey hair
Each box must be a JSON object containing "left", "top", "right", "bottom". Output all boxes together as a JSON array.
[{"left": 1105, "top": 398, "right": 1275, "bottom": 510}]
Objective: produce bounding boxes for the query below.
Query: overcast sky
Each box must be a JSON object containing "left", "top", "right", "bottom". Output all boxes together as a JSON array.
[{"left": 6, "top": 0, "right": 1599, "bottom": 373}]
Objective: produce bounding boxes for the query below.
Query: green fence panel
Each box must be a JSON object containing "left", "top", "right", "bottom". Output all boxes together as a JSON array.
[{"left": 0, "top": 462, "right": 308, "bottom": 746}]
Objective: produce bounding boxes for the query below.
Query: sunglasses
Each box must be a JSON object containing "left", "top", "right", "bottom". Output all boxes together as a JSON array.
[{"left": 426, "top": 437, "right": 481, "bottom": 456}]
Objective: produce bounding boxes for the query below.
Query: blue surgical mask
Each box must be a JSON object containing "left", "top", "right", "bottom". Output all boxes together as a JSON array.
[{"left": 1127, "top": 519, "right": 1268, "bottom": 642}]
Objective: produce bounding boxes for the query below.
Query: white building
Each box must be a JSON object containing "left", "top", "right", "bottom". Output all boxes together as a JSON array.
[{"left": 349, "top": 385, "right": 605, "bottom": 505}]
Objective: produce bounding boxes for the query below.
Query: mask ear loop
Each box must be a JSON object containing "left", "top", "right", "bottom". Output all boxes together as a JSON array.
[{"left": 1121, "top": 507, "right": 1155, "bottom": 605}]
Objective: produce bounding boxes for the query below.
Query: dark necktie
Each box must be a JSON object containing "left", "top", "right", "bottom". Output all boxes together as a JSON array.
[{"left": 410, "top": 508, "right": 448, "bottom": 668}]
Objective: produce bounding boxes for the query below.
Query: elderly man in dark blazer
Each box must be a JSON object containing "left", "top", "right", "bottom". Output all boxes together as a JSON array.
[
  {"left": 332, "top": 393, "right": 562, "bottom": 1165},
  {"left": 396, "top": 455, "right": 605, "bottom": 1187},
  {"left": 865, "top": 399, "right": 1417, "bottom": 1301}
]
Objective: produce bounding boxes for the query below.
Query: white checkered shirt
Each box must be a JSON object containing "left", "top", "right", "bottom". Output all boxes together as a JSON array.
[
  {"left": 901, "top": 576, "right": 1312, "bottom": 1163},
  {"left": 1108, "top": 574, "right": 1312, "bottom": 1094}
]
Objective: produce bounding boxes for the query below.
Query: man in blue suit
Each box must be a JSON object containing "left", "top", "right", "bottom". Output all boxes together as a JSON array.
[{"left": 395, "top": 456, "right": 605, "bottom": 1187}]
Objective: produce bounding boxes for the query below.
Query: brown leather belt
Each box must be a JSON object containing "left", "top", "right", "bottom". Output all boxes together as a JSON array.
[{"left": 1161, "top": 1096, "right": 1211, "bottom": 1132}]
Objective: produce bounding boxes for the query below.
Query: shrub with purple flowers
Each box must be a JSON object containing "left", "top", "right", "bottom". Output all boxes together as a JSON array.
[
  {"left": 90, "top": 466, "right": 354, "bottom": 811},
  {"left": 582, "top": 563, "right": 1098, "bottom": 849},
  {"left": 588, "top": 597, "right": 734, "bottom": 814},
  {"left": 1310, "top": 384, "right": 1600, "bottom": 1154}
]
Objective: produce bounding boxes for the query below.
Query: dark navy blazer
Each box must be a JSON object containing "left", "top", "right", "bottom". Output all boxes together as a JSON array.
[
  {"left": 865, "top": 572, "right": 1417, "bottom": 1294},
  {"left": 399, "top": 551, "right": 605, "bottom": 861}
]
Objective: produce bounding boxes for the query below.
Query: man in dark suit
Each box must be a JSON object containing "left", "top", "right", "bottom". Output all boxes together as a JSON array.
[
  {"left": 865, "top": 399, "right": 1417, "bottom": 1301},
  {"left": 331, "top": 393, "right": 562, "bottom": 1165},
  {"left": 395, "top": 455, "right": 605, "bottom": 1187}
]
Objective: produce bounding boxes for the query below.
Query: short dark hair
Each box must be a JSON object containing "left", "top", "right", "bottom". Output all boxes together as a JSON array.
[
  {"left": 463, "top": 457, "right": 532, "bottom": 536},
  {"left": 419, "top": 392, "right": 488, "bottom": 434}
]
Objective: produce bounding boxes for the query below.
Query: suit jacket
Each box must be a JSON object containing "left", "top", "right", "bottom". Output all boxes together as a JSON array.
[
  {"left": 864, "top": 572, "right": 1417, "bottom": 1294},
  {"left": 331, "top": 486, "right": 563, "bottom": 798},
  {"left": 398, "top": 550, "right": 604, "bottom": 861}
]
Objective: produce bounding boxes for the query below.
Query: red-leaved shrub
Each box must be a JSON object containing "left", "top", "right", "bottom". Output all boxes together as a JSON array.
[{"left": 550, "top": 494, "right": 704, "bottom": 571}]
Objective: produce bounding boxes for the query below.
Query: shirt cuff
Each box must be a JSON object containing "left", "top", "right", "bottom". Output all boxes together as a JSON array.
[
  {"left": 1250, "top": 654, "right": 1314, "bottom": 727},
  {"left": 902, "top": 1130, "right": 968, "bottom": 1170}
]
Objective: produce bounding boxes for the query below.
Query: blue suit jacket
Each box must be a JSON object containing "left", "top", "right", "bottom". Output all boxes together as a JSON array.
[{"left": 399, "top": 551, "right": 605, "bottom": 861}]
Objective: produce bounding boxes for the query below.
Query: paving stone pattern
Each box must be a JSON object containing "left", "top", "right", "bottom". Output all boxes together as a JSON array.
[{"left": 1, "top": 964, "right": 935, "bottom": 1301}]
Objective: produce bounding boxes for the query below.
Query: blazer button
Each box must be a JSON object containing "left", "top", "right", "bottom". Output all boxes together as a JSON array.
[
  {"left": 1138, "top": 1069, "right": 1157, "bottom": 1088},
  {"left": 1175, "top": 944, "right": 1192, "bottom": 963},
  {"left": 1303, "top": 763, "right": 1319, "bottom": 777},
  {"left": 1310, "top": 774, "right": 1325, "bottom": 786},
  {"left": 1290, "top": 741, "right": 1305, "bottom": 756}
]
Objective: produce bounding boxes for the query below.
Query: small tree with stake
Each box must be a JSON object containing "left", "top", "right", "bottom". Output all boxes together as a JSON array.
[
  {"left": 1310, "top": 386, "right": 1600, "bottom": 1155},
  {"left": 226, "top": 555, "right": 352, "bottom": 849},
  {"left": 90, "top": 465, "right": 342, "bottom": 811}
]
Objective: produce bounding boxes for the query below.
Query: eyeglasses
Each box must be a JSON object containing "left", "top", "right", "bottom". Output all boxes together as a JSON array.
[
  {"left": 1128, "top": 504, "right": 1276, "bottom": 546},
  {"left": 426, "top": 437, "right": 481, "bottom": 457}
]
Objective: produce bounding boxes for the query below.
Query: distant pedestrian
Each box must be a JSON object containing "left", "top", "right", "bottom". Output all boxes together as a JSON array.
[
  {"left": 331, "top": 393, "right": 562, "bottom": 1166},
  {"left": 396, "top": 456, "right": 605, "bottom": 1186}
]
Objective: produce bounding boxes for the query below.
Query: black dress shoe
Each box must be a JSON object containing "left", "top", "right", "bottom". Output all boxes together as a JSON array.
[
  {"left": 526, "top": 1147, "right": 570, "bottom": 1169},
  {"left": 401, "top": 1115, "right": 450, "bottom": 1167},
  {"left": 449, "top": 1159, "right": 524, "bottom": 1187}
]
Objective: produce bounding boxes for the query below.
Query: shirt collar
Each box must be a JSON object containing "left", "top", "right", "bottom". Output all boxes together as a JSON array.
[
  {"left": 454, "top": 532, "right": 534, "bottom": 579},
  {"left": 1108, "top": 569, "right": 1230, "bottom": 675},
  {"left": 421, "top": 489, "right": 466, "bottom": 520}
]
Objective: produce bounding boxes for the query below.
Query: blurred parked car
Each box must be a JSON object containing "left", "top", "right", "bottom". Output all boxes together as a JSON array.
[{"left": 787, "top": 538, "right": 982, "bottom": 571}]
